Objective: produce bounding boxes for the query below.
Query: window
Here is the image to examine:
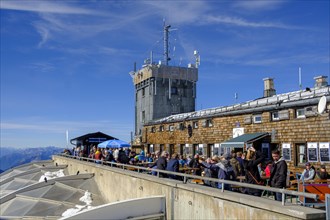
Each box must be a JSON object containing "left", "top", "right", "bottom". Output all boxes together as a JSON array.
[
  {"left": 295, "top": 144, "right": 306, "bottom": 165},
  {"left": 142, "top": 88, "right": 145, "bottom": 97},
  {"left": 211, "top": 144, "right": 219, "bottom": 156},
  {"left": 198, "top": 144, "right": 205, "bottom": 155},
  {"left": 203, "top": 119, "right": 213, "bottom": 127},
  {"left": 207, "top": 119, "right": 213, "bottom": 127},
  {"left": 244, "top": 115, "right": 252, "bottom": 124},
  {"left": 142, "top": 111, "right": 145, "bottom": 123},
  {"left": 149, "top": 144, "right": 154, "bottom": 153},
  {"left": 296, "top": 108, "right": 305, "bottom": 118},
  {"left": 253, "top": 114, "right": 262, "bottom": 123},
  {"left": 179, "top": 123, "right": 185, "bottom": 130},
  {"left": 278, "top": 110, "right": 290, "bottom": 120},
  {"left": 193, "top": 121, "right": 198, "bottom": 129},
  {"left": 151, "top": 127, "right": 156, "bottom": 133},
  {"left": 171, "top": 87, "right": 178, "bottom": 95},
  {"left": 169, "top": 125, "right": 174, "bottom": 131},
  {"left": 159, "top": 125, "right": 164, "bottom": 132},
  {"left": 271, "top": 111, "right": 279, "bottom": 121},
  {"left": 183, "top": 144, "right": 192, "bottom": 156}
]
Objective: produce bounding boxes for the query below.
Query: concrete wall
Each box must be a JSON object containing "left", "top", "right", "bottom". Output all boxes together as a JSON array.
[{"left": 53, "top": 156, "right": 325, "bottom": 220}]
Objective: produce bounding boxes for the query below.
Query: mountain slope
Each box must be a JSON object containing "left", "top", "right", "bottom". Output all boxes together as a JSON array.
[{"left": 0, "top": 146, "right": 64, "bottom": 172}]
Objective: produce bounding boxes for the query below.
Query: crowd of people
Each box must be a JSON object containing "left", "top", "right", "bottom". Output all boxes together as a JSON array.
[{"left": 63, "top": 145, "right": 329, "bottom": 201}]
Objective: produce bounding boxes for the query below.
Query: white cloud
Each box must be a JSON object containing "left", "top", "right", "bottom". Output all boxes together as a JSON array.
[
  {"left": 233, "top": 0, "right": 285, "bottom": 11},
  {"left": 0, "top": 1, "right": 98, "bottom": 15},
  {"left": 36, "top": 25, "right": 50, "bottom": 48},
  {"left": 204, "top": 15, "right": 296, "bottom": 29},
  {"left": 1, "top": 119, "right": 132, "bottom": 136},
  {"left": 142, "top": 0, "right": 210, "bottom": 24}
]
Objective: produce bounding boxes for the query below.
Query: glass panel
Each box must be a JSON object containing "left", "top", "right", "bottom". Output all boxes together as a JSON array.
[{"left": 299, "top": 145, "right": 306, "bottom": 163}]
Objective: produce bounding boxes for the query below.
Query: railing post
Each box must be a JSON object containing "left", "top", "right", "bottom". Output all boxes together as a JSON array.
[
  {"left": 282, "top": 191, "right": 285, "bottom": 206},
  {"left": 326, "top": 194, "right": 330, "bottom": 220},
  {"left": 221, "top": 183, "right": 224, "bottom": 192}
]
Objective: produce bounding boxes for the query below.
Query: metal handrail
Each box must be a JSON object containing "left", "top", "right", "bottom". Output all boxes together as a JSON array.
[{"left": 58, "top": 153, "right": 318, "bottom": 206}]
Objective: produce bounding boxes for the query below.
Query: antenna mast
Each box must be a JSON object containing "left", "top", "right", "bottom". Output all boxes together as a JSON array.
[
  {"left": 164, "top": 22, "right": 171, "bottom": 65},
  {"left": 299, "top": 67, "right": 302, "bottom": 90},
  {"left": 66, "top": 130, "right": 69, "bottom": 148}
]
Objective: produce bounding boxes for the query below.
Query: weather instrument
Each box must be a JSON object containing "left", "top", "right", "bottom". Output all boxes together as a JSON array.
[{"left": 317, "top": 96, "right": 327, "bottom": 114}]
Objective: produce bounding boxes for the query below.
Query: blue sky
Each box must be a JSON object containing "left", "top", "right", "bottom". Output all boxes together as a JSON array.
[{"left": 1, "top": 0, "right": 329, "bottom": 148}]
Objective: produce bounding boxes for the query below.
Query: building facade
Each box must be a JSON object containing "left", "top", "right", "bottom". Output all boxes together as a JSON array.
[
  {"left": 142, "top": 76, "right": 330, "bottom": 169},
  {"left": 130, "top": 24, "right": 200, "bottom": 146}
]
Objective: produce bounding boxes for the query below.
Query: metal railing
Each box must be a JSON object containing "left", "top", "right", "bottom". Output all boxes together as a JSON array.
[{"left": 58, "top": 154, "right": 319, "bottom": 206}]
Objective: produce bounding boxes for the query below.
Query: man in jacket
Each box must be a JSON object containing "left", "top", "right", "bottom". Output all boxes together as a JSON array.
[
  {"left": 269, "top": 149, "right": 287, "bottom": 201},
  {"left": 200, "top": 153, "right": 235, "bottom": 190}
]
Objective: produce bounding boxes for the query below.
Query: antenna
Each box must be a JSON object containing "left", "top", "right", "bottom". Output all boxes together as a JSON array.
[
  {"left": 163, "top": 22, "right": 171, "bottom": 65},
  {"left": 299, "top": 67, "right": 302, "bottom": 90},
  {"left": 66, "top": 130, "right": 69, "bottom": 148},
  {"left": 194, "top": 50, "right": 200, "bottom": 68},
  {"left": 318, "top": 96, "right": 327, "bottom": 114}
]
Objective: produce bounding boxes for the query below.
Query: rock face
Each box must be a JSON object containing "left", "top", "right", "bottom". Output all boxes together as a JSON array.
[{"left": 0, "top": 146, "right": 64, "bottom": 171}]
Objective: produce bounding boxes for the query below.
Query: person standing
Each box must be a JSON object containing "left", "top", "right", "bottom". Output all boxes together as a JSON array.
[
  {"left": 166, "top": 153, "right": 180, "bottom": 180},
  {"left": 156, "top": 151, "right": 169, "bottom": 177},
  {"left": 269, "top": 149, "right": 287, "bottom": 201},
  {"left": 188, "top": 154, "right": 202, "bottom": 176},
  {"left": 244, "top": 147, "right": 265, "bottom": 196},
  {"left": 230, "top": 152, "right": 241, "bottom": 177}
]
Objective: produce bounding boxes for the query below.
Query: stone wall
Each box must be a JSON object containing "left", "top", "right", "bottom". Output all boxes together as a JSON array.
[{"left": 144, "top": 107, "right": 330, "bottom": 169}]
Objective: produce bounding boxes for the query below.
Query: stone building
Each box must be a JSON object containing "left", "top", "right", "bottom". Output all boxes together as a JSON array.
[
  {"left": 130, "top": 24, "right": 199, "bottom": 146},
  {"left": 142, "top": 76, "right": 330, "bottom": 169}
]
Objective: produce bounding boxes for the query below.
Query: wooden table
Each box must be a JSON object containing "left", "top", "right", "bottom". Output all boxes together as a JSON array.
[{"left": 179, "top": 167, "right": 200, "bottom": 174}]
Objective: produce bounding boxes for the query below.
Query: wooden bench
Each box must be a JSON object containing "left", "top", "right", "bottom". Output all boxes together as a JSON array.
[
  {"left": 190, "top": 179, "right": 204, "bottom": 185},
  {"left": 297, "top": 179, "right": 330, "bottom": 207}
]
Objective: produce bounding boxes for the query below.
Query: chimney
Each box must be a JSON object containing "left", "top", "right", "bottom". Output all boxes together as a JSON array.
[
  {"left": 263, "top": 78, "right": 276, "bottom": 97},
  {"left": 314, "top": 75, "right": 328, "bottom": 88}
]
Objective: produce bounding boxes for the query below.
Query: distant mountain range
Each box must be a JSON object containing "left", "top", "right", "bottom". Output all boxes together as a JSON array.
[{"left": 0, "top": 146, "right": 64, "bottom": 172}]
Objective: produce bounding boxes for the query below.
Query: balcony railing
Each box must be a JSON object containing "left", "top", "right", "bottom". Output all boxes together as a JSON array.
[{"left": 58, "top": 153, "right": 319, "bottom": 207}]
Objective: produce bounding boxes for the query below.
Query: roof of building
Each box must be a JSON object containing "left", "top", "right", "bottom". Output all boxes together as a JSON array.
[
  {"left": 0, "top": 161, "right": 105, "bottom": 219},
  {"left": 70, "top": 131, "right": 117, "bottom": 144},
  {"left": 220, "top": 132, "right": 269, "bottom": 148},
  {"left": 147, "top": 86, "right": 330, "bottom": 125}
]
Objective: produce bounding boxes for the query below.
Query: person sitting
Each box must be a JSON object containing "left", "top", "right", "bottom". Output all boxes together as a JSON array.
[
  {"left": 94, "top": 147, "right": 103, "bottom": 163},
  {"left": 145, "top": 153, "right": 153, "bottom": 162},
  {"left": 179, "top": 155, "right": 187, "bottom": 167},
  {"left": 104, "top": 150, "right": 114, "bottom": 164},
  {"left": 63, "top": 149, "right": 72, "bottom": 155},
  {"left": 300, "top": 162, "right": 315, "bottom": 181},
  {"left": 316, "top": 165, "right": 330, "bottom": 180},
  {"left": 138, "top": 150, "right": 145, "bottom": 161}
]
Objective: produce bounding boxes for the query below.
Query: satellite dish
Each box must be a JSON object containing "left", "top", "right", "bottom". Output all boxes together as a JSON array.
[{"left": 318, "top": 96, "right": 327, "bottom": 114}]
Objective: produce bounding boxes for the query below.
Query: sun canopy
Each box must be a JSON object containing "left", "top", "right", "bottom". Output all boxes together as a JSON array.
[
  {"left": 220, "top": 132, "right": 269, "bottom": 148},
  {"left": 98, "top": 139, "right": 130, "bottom": 149}
]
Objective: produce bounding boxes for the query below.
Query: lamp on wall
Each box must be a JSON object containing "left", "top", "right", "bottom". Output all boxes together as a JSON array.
[{"left": 187, "top": 124, "right": 193, "bottom": 138}]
